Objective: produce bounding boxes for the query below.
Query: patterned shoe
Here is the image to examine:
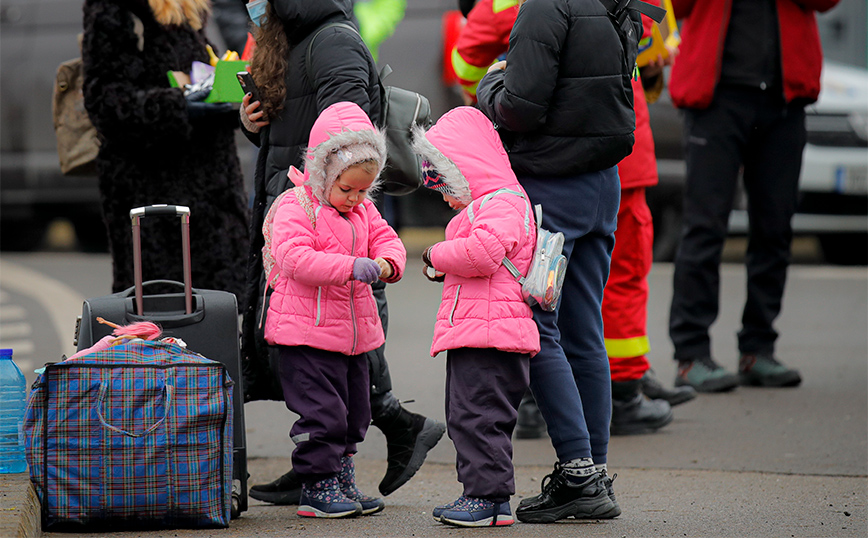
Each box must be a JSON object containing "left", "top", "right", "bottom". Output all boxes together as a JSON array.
[
  {"left": 439, "top": 496, "right": 514, "bottom": 527},
  {"left": 432, "top": 497, "right": 462, "bottom": 520},
  {"left": 675, "top": 356, "right": 739, "bottom": 393},
  {"left": 298, "top": 476, "right": 362, "bottom": 518},
  {"left": 738, "top": 353, "right": 802, "bottom": 387},
  {"left": 338, "top": 455, "right": 385, "bottom": 515}
]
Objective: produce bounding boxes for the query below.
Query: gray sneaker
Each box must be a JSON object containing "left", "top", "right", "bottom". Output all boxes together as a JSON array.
[
  {"left": 738, "top": 353, "right": 802, "bottom": 387},
  {"left": 675, "top": 357, "right": 739, "bottom": 393}
]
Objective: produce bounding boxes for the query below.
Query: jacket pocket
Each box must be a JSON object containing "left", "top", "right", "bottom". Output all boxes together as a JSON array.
[
  {"left": 314, "top": 287, "right": 323, "bottom": 326},
  {"left": 448, "top": 285, "right": 461, "bottom": 327}
]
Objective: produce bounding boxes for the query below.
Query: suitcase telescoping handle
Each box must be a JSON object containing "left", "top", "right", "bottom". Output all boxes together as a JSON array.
[{"left": 129, "top": 205, "right": 193, "bottom": 316}]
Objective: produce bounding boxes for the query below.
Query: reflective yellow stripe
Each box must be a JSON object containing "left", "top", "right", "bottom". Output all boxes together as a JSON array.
[
  {"left": 461, "top": 79, "right": 481, "bottom": 96},
  {"left": 451, "top": 47, "right": 490, "bottom": 84},
  {"left": 604, "top": 336, "right": 650, "bottom": 359},
  {"left": 493, "top": 0, "right": 519, "bottom": 13}
]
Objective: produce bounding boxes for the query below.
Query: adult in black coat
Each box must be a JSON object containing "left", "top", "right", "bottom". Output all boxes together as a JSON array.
[
  {"left": 82, "top": 0, "right": 250, "bottom": 303},
  {"left": 238, "top": 0, "right": 444, "bottom": 502}
]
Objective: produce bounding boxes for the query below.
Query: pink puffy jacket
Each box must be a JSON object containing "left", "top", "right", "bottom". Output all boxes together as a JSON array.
[
  {"left": 412, "top": 106, "right": 540, "bottom": 357},
  {"left": 264, "top": 102, "right": 407, "bottom": 356}
]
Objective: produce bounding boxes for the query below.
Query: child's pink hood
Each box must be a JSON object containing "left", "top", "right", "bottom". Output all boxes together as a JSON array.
[
  {"left": 287, "top": 101, "right": 388, "bottom": 205},
  {"left": 411, "top": 106, "right": 515, "bottom": 203}
]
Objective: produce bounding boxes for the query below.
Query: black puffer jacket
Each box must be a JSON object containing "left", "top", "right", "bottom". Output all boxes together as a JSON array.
[
  {"left": 240, "top": 0, "right": 382, "bottom": 401},
  {"left": 476, "top": 0, "right": 639, "bottom": 177},
  {"left": 82, "top": 0, "right": 250, "bottom": 301},
  {"left": 243, "top": 0, "right": 381, "bottom": 205}
]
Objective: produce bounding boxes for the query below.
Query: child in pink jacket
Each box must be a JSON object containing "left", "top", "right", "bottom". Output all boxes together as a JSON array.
[
  {"left": 265, "top": 101, "right": 406, "bottom": 519},
  {"left": 412, "top": 106, "right": 540, "bottom": 527}
]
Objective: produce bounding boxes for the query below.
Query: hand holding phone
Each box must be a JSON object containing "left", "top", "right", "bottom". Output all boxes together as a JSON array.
[{"left": 236, "top": 71, "right": 263, "bottom": 107}]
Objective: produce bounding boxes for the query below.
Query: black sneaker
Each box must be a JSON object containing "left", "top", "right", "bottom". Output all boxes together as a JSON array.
[
  {"left": 515, "top": 465, "right": 618, "bottom": 523},
  {"left": 641, "top": 369, "right": 697, "bottom": 406},
  {"left": 738, "top": 353, "right": 802, "bottom": 387},
  {"left": 601, "top": 471, "right": 621, "bottom": 518},
  {"left": 249, "top": 469, "right": 302, "bottom": 505},
  {"left": 675, "top": 356, "right": 739, "bottom": 393}
]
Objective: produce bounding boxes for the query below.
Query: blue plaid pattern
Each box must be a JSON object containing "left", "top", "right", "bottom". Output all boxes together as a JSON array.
[{"left": 24, "top": 339, "right": 233, "bottom": 530}]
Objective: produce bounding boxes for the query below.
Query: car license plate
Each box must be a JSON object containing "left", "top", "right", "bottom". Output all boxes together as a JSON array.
[{"left": 835, "top": 165, "right": 868, "bottom": 195}]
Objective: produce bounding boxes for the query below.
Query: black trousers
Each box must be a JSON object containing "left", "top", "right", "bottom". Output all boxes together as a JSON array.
[{"left": 669, "top": 85, "right": 806, "bottom": 360}]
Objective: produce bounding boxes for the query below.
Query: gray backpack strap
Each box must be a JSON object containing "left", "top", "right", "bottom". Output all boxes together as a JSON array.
[
  {"left": 464, "top": 188, "right": 533, "bottom": 283},
  {"left": 466, "top": 188, "right": 529, "bottom": 233},
  {"left": 305, "top": 22, "right": 360, "bottom": 85}
]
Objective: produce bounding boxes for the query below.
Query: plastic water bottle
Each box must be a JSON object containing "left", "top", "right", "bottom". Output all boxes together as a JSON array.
[{"left": 0, "top": 348, "right": 27, "bottom": 473}]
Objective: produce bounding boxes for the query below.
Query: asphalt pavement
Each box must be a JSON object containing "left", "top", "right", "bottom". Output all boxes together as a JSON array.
[{"left": 0, "top": 234, "right": 866, "bottom": 537}]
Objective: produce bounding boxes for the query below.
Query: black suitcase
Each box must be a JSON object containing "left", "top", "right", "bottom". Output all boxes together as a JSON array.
[{"left": 73, "top": 204, "right": 248, "bottom": 519}]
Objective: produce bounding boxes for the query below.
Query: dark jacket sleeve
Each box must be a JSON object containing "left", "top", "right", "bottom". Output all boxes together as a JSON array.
[
  {"left": 476, "top": 0, "right": 567, "bottom": 133},
  {"left": 308, "top": 28, "right": 376, "bottom": 116},
  {"left": 81, "top": 0, "right": 193, "bottom": 150}
]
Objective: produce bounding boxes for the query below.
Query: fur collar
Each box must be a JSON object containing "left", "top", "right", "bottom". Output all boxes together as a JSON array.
[{"left": 148, "top": 0, "right": 210, "bottom": 30}]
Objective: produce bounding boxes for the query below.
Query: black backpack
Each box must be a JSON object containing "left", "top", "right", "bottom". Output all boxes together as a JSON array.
[
  {"left": 306, "top": 22, "right": 432, "bottom": 196},
  {"left": 598, "top": 0, "right": 666, "bottom": 78}
]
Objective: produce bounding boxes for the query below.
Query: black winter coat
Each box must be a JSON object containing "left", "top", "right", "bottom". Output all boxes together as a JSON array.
[
  {"left": 240, "top": 0, "right": 383, "bottom": 401},
  {"left": 82, "top": 0, "right": 250, "bottom": 302},
  {"left": 477, "top": 0, "right": 639, "bottom": 177}
]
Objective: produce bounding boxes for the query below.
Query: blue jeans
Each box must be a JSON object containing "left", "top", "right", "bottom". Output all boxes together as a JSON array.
[{"left": 520, "top": 168, "right": 620, "bottom": 465}]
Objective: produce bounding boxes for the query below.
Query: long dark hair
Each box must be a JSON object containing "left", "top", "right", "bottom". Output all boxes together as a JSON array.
[{"left": 248, "top": 3, "right": 288, "bottom": 120}]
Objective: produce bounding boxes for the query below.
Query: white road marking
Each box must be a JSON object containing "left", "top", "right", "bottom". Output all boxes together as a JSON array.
[
  {"left": 0, "top": 340, "right": 34, "bottom": 356},
  {"left": 0, "top": 322, "right": 31, "bottom": 339},
  {"left": 0, "top": 259, "right": 84, "bottom": 358},
  {"left": 0, "top": 305, "right": 26, "bottom": 321}
]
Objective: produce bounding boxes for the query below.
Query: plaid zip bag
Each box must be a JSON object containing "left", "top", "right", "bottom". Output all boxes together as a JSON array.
[{"left": 23, "top": 338, "right": 234, "bottom": 531}]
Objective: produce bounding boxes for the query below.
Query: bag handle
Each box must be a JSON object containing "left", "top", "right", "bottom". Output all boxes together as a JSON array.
[
  {"left": 95, "top": 382, "right": 173, "bottom": 438},
  {"left": 129, "top": 205, "right": 192, "bottom": 316}
]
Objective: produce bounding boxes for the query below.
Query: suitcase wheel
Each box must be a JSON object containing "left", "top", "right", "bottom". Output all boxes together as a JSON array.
[{"left": 231, "top": 493, "right": 242, "bottom": 520}]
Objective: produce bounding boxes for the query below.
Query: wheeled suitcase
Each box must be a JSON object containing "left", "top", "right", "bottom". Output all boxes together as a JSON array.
[{"left": 73, "top": 204, "right": 248, "bottom": 519}]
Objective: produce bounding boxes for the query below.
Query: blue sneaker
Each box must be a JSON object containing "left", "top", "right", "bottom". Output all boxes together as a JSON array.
[
  {"left": 298, "top": 477, "right": 362, "bottom": 518},
  {"left": 439, "top": 496, "right": 514, "bottom": 527},
  {"left": 338, "top": 455, "right": 385, "bottom": 515},
  {"left": 432, "top": 497, "right": 462, "bottom": 520}
]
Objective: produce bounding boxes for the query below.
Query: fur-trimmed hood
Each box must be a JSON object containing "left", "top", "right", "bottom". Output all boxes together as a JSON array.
[
  {"left": 287, "top": 101, "right": 388, "bottom": 206},
  {"left": 122, "top": 0, "right": 211, "bottom": 30},
  {"left": 411, "top": 106, "right": 516, "bottom": 205}
]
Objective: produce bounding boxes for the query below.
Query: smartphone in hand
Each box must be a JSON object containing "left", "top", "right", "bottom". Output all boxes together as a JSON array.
[{"left": 236, "top": 71, "right": 263, "bottom": 108}]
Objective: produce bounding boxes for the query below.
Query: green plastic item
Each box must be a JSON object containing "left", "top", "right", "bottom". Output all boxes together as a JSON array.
[
  {"left": 166, "top": 60, "right": 247, "bottom": 103},
  {"left": 205, "top": 60, "right": 247, "bottom": 103}
]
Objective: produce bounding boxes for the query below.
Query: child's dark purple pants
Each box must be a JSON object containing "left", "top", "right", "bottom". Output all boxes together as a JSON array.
[
  {"left": 446, "top": 347, "right": 530, "bottom": 502},
  {"left": 278, "top": 345, "right": 371, "bottom": 483}
]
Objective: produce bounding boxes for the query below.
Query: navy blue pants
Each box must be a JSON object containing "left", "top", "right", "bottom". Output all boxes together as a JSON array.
[
  {"left": 446, "top": 347, "right": 529, "bottom": 502},
  {"left": 519, "top": 169, "right": 620, "bottom": 465},
  {"left": 278, "top": 345, "right": 371, "bottom": 482},
  {"left": 670, "top": 86, "right": 806, "bottom": 360}
]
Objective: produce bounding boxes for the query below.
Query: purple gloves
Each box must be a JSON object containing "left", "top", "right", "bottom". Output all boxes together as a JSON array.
[{"left": 353, "top": 257, "right": 381, "bottom": 284}]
